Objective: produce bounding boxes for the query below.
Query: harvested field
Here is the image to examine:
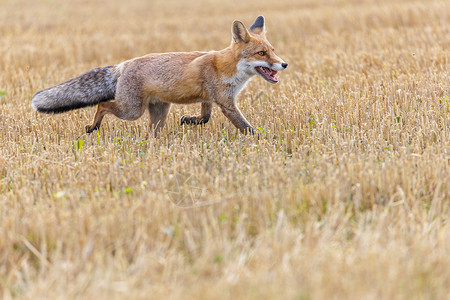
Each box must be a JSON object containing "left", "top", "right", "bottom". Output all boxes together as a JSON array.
[{"left": 0, "top": 0, "right": 449, "bottom": 299}]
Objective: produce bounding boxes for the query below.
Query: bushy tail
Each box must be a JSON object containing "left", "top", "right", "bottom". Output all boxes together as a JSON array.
[{"left": 32, "top": 66, "right": 119, "bottom": 113}]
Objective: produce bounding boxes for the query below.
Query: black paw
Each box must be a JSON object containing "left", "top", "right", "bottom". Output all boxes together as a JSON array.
[
  {"left": 181, "top": 115, "right": 210, "bottom": 126},
  {"left": 85, "top": 124, "right": 99, "bottom": 134},
  {"left": 246, "top": 127, "right": 256, "bottom": 135},
  {"left": 180, "top": 115, "right": 194, "bottom": 125}
]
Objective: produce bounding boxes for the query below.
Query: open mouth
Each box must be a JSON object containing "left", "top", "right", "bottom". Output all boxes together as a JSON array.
[{"left": 255, "top": 66, "right": 278, "bottom": 83}]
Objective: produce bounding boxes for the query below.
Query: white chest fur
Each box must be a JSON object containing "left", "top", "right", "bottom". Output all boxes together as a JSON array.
[{"left": 222, "top": 58, "right": 255, "bottom": 100}]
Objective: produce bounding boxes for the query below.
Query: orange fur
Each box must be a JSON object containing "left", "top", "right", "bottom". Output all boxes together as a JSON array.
[{"left": 32, "top": 16, "right": 288, "bottom": 135}]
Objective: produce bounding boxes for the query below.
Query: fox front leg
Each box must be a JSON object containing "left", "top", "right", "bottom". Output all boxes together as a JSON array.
[
  {"left": 217, "top": 100, "right": 255, "bottom": 135},
  {"left": 180, "top": 102, "right": 212, "bottom": 126}
]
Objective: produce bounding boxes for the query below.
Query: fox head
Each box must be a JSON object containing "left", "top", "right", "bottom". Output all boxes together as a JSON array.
[{"left": 231, "top": 16, "right": 288, "bottom": 84}]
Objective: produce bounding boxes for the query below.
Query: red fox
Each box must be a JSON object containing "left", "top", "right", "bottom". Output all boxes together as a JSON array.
[{"left": 32, "top": 16, "right": 287, "bottom": 135}]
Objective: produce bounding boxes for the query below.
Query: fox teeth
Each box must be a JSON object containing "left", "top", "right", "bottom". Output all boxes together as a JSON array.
[{"left": 256, "top": 66, "right": 278, "bottom": 83}]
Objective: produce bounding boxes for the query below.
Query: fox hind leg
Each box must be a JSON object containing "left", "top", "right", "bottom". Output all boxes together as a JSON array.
[
  {"left": 86, "top": 76, "right": 149, "bottom": 133},
  {"left": 86, "top": 101, "right": 116, "bottom": 133},
  {"left": 180, "top": 102, "right": 212, "bottom": 126},
  {"left": 86, "top": 98, "right": 147, "bottom": 134},
  {"left": 148, "top": 102, "right": 172, "bottom": 135}
]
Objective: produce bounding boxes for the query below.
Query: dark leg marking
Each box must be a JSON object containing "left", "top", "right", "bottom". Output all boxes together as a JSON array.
[{"left": 180, "top": 102, "right": 212, "bottom": 126}]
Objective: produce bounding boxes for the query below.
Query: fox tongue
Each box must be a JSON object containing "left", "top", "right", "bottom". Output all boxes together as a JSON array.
[{"left": 258, "top": 66, "right": 278, "bottom": 82}]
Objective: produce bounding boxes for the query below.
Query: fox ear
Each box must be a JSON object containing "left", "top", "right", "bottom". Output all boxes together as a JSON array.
[
  {"left": 232, "top": 20, "right": 250, "bottom": 43},
  {"left": 249, "top": 15, "right": 265, "bottom": 35}
]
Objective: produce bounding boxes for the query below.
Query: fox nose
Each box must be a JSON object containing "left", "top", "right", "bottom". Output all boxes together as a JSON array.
[{"left": 281, "top": 62, "right": 288, "bottom": 69}]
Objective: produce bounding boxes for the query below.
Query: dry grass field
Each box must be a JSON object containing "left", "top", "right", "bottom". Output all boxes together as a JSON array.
[{"left": 1, "top": 0, "right": 449, "bottom": 299}]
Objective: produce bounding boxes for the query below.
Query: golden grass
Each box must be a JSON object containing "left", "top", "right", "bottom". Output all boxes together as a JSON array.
[{"left": 1, "top": 0, "right": 449, "bottom": 299}]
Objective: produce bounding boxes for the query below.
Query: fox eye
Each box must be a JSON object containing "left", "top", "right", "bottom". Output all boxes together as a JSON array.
[{"left": 257, "top": 51, "right": 266, "bottom": 56}]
